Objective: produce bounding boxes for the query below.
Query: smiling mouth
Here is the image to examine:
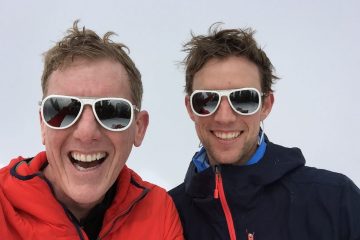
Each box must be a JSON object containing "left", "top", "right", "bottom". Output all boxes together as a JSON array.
[
  {"left": 213, "top": 131, "right": 243, "bottom": 140},
  {"left": 69, "top": 152, "right": 107, "bottom": 171}
]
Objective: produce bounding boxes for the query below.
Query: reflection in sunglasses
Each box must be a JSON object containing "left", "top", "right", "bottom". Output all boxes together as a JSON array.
[
  {"left": 191, "top": 88, "right": 262, "bottom": 117},
  {"left": 41, "top": 95, "right": 137, "bottom": 131}
]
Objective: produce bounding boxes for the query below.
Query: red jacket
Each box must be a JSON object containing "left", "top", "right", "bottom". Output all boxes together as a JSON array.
[{"left": 0, "top": 152, "right": 183, "bottom": 240}]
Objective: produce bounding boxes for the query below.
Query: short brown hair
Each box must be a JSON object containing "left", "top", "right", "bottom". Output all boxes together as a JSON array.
[
  {"left": 183, "top": 23, "right": 279, "bottom": 95},
  {"left": 41, "top": 20, "right": 143, "bottom": 108}
]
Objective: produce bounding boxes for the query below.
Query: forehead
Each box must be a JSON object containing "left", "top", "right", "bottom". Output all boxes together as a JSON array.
[
  {"left": 46, "top": 58, "right": 132, "bottom": 99},
  {"left": 192, "top": 56, "right": 261, "bottom": 91}
]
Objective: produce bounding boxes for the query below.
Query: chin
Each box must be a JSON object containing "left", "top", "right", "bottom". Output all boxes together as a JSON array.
[{"left": 210, "top": 150, "right": 243, "bottom": 165}]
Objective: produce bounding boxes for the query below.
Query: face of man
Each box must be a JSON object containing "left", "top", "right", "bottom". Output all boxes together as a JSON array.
[
  {"left": 41, "top": 58, "right": 148, "bottom": 213},
  {"left": 186, "top": 56, "right": 274, "bottom": 166}
]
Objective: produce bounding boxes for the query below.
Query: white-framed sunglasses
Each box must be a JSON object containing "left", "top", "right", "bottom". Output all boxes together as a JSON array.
[
  {"left": 190, "top": 88, "right": 264, "bottom": 117},
  {"left": 40, "top": 95, "right": 139, "bottom": 131}
]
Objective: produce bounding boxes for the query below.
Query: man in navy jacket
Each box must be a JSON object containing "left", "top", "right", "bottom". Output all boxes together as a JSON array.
[{"left": 169, "top": 24, "right": 360, "bottom": 240}]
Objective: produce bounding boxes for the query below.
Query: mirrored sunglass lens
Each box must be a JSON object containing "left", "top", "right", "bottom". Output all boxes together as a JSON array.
[
  {"left": 192, "top": 92, "right": 219, "bottom": 115},
  {"left": 95, "top": 99, "right": 132, "bottom": 130},
  {"left": 230, "top": 90, "right": 260, "bottom": 114},
  {"left": 43, "top": 97, "right": 81, "bottom": 128}
]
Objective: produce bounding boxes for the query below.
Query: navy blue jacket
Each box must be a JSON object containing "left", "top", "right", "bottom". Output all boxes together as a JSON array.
[{"left": 169, "top": 141, "right": 360, "bottom": 240}]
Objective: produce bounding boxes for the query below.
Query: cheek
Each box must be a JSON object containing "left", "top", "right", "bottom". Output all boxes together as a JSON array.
[
  {"left": 194, "top": 118, "right": 205, "bottom": 132},
  {"left": 194, "top": 119, "right": 211, "bottom": 139},
  {"left": 110, "top": 133, "right": 134, "bottom": 159},
  {"left": 245, "top": 116, "right": 261, "bottom": 135},
  {"left": 43, "top": 129, "right": 69, "bottom": 155}
]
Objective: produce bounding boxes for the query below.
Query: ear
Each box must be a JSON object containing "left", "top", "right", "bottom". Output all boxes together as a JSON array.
[
  {"left": 39, "top": 110, "right": 46, "bottom": 145},
  {"left": 133, "top": 110, "right": 149, "bottom": 147},
  {"left": 260, "top": 92, "right": 274, "bottom": 121},
  {"left": 185, "top": 95, "right": 196, "bottom": 122}
]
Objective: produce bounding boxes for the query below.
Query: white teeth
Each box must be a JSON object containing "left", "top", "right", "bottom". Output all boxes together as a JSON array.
[
  {"left": 71, "top": 152, "right": 106, "bottom": 162},
  {"left": 214, "top": 131, "right": 240, "bottom": 140}
]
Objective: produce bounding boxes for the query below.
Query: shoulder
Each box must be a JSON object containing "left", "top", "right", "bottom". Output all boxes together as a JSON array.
[
  {"left": 0, "top": 155, "right": 31, "bottom": 188},
  {"left": 284, "top": 166, "right": 360, "bottom": 237},
  {"left": 0, "top": 156, "right": 24, "bottom": 176},
  {"left": 127, "top": 167, "right": 167, "bottom": 195},
  {"left": 266, "top": 141, "right": 355, "bottom": 190},
  {"left": 287, "top": 165, "right": 354, "bottom": 187},
  {"left": 109, "top": 168, "right": 183, "bottom": 238},
  {"left": 168, "top": 183, "right": 188, "bottom": 205},
  {"left": 284, "top": 166, "right": 360, "bottom": 205},
  {"left": 168, "top": 183, "right": 192, "bottom": 215},
  {"left": 126, "top": 166, "right": 176, "bottom": 208},
  {"left": 168, "top": 183, "right": 186, "bottom": 198},
  {"left": 126, "top": 169, "right": 182, "bottom": 231}
]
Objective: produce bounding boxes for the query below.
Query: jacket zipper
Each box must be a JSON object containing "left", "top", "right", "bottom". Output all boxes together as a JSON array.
[
  {"left": 214, "top": 166, "right": 237, "bottom": 240},
  {"left": 65, "top": 208, "right": 88, "bottom": 240}
]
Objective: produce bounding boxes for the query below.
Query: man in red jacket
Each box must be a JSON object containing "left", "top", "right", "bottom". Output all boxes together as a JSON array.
[{"left": 0, "top": 21, "right": 183, "bottom": 240}]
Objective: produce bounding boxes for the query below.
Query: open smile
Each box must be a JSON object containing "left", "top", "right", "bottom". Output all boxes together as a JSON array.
[{"left": 69, "top": 151, "right": 108, "bottom": 171}]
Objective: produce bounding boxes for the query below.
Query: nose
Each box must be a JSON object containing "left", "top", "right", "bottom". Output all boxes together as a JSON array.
[
  {"left": 213, "top": 97, "right": 237, "bottom": 124},
  {"left": 72, "top": 106, "right": 102, "bottom": 142}
]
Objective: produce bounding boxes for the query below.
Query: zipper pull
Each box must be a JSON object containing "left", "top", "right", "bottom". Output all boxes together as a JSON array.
[{"left": 214, "top": 166, "right": 220, "bottom": 199}]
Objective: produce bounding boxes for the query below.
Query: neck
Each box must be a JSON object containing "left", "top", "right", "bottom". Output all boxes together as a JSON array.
[{"left": 43, "top": 166, "right": 104, "bottom": 221}]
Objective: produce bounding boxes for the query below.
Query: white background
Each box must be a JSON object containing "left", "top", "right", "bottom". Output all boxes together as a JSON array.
[{"left": 1, "top": 0, "right": 359, "bottom": 190}]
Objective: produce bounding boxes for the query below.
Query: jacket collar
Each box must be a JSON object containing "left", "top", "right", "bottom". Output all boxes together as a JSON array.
[
  {"left": 6, "top": 152, "right": 149, "bottom": 237},
  {"left": 184, "top": 140, "right": 306, "bottom": 200}
]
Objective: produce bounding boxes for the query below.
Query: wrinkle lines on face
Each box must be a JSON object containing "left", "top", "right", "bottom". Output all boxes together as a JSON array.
[{"left": 41, "top": 58, "right": 142, "bottom": 219}]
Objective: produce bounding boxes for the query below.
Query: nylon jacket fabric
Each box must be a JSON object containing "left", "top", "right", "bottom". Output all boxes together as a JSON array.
[
  {"left": 169, "top": 141, "right": 360, "bottom": 240},
  {"left": 0, "top": 152, "right": 184, "bottom": 240}
]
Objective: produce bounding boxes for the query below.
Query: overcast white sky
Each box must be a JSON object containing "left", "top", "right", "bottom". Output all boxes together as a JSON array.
[{"left": 1, "top": 0, "right": 359, "bottom": 190}]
